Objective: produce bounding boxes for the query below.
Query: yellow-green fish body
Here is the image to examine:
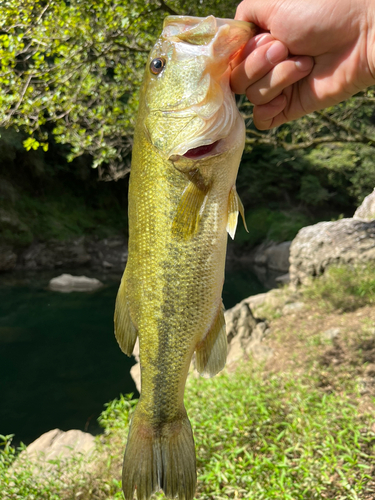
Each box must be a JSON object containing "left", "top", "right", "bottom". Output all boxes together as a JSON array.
[{"left": 115, "top": 16, "right": 255, "bottom": 500}]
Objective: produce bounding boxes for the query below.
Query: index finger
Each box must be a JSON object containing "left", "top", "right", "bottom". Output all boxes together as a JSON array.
[{"left": 235, "top": 0, "right": 274, "bottom": 30}]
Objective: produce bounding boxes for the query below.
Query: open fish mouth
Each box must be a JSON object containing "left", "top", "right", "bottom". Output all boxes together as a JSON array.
[{"left": 183, "top": 140, "right": 220, "bottom": 159}]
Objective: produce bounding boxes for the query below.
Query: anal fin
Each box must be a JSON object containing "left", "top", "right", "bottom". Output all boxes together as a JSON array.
[
  {"left": 227, "top": 185, "right": 248, "bottom": 239},
  {"left": 172, "top": 181, "right": 208, "bottom": 239},
  {"left": 195, "top": 304, "right": 227, "bottom": 378},
  {"left": 114, "top": 272, "right": 138, "bottom": 356}
]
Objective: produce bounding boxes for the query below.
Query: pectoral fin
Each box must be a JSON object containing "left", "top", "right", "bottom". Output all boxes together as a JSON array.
[
  {"left": 172, "top": 181, "right": 208, "bottom": 239},
  {"left": 227, "top": 185, "right": 248, "bottom": 239},
  {"left": 114, "top": 273, "right": 138, "bottom": 356},
  {"left": 195, "top": 304, "right": 227, "bottom": 378}
]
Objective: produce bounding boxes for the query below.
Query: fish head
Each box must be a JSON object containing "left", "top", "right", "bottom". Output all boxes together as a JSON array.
[{"left": 140, "top": 16, "right": 255, "bottom": 160}]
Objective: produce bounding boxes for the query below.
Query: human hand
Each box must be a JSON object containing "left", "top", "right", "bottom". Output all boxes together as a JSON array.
[{"left": 231, "top": 0, "right": 375, "bottom": 129}]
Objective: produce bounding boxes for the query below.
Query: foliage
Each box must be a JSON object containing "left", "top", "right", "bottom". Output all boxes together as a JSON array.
[
  {"left": 1, "top": 1, "right": 375, "bottom": 181},
  {"left": 0, "top": 128, "right": 129, "bottom": 246},
  {"left": 1, "top": 367, "right": 374, "bottom": 499},
  {"left": 0, "top": 0, "right": 238, "bottom": 178},
  {"left": 303, "top": 262, "right": 375, "bottom": 312},
  {"left": 235, "top": 207, "right": 313, "bottom": 247}
]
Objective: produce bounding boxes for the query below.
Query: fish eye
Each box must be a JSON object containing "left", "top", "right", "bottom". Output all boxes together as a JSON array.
[{"left": 150, "top": 57, "right": 166, "bottom": 75}]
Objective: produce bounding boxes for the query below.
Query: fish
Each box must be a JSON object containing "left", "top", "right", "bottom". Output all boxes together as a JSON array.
[{"left": 114, "top": 15, "right": 255, "bottom": 500}]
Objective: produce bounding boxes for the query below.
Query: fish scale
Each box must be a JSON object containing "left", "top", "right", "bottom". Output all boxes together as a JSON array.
[{"left": 114, "top": 15, "right": 255, "bottom": 500}]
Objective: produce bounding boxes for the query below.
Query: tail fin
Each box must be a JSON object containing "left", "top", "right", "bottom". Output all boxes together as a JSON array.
[{"left": 122, "top": 410, "right": 196, "bottom": 500}]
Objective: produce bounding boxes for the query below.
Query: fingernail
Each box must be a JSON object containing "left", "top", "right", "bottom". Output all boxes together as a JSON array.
[
  {"left": 266, "top": 41, "right": 288, "bottom": 65},
  {"left": 255, "top": 33, "right": 274, "bottom": 47},
  {"left": 295, "top": 56, "right": 314, "bottom": 72}
]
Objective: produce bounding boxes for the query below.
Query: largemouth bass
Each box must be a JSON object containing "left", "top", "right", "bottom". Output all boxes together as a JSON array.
[{"left": 115, "top": 15, "right": 255, "bottom": 500}]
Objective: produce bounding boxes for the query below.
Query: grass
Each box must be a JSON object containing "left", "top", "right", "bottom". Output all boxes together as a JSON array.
[
  {"left": 303, "top": 263, "right": 375, "bottom": 312},
  {"left": 1, "top": 366, "right": 374, "bottom": 500}
]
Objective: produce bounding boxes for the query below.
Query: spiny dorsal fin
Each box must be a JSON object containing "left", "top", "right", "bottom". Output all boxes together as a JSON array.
[
  {"left": 172, "top": 181, "right": 209, "bottom": 239},
  {"left": 227, "top": 185, "right": 248, "bottom": 239},
  {"left": 195, "top": 303, "right": 227, "bottom": 378},
  {"left": 114, "top": 272, "right": 138, "bottom": 356}
]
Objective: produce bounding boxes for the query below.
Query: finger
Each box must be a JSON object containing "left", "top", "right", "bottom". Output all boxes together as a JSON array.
[
  {"left": 252, "top": 94, "right": 288, "bottom": 130},
  {"left": 245, "top": 56, "right": 314, "bottom": 105},
  {"left": 231, "top": 40, "right": 288, "bottom": 94},
  {"left": 235, "top": 0, "right": 273, "bottom": 30},
  {"left": 231, "top": 32, "right": 274, "bottom": 68}
]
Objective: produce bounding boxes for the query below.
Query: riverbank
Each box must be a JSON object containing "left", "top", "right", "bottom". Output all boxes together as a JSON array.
[{"left": 2, "top": 271, "right": 375, "bottom": 499}]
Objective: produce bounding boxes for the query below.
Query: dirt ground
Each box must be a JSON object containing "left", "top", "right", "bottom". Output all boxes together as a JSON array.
[{"left": 255, "top": 297, "right": 375, "bottom": 414}]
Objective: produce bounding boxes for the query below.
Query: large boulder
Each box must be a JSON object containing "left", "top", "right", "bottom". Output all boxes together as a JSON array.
[
  {"left": 353, "top": 188, "right": 375, "bottom": 220},
  {"left": 290, "top": 218, "right": 375, "bottom": 285},
  {"left": 11, "top": 429, "right": 96, "bottom": 476},
  {"left": 24, "top": 428, "right": 95, "bottom": 462}
]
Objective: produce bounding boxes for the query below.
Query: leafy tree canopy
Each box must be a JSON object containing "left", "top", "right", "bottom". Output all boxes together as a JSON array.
[{"left": 1, "top": 0, "right": 375, "bottom": 181}]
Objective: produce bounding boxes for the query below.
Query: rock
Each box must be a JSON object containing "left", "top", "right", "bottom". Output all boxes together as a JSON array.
[
  {"left": 24, "top": 428, "right": 95, "bottom": 462},
  {"left": 0, "top": 244, "right": 17, "bottom": 271},
  {"left": 225, "top": 301, "right": 258, "bottom": 345},
  {"left": 246, "top": 288, "right": 287, "bottom": 314},
  {"left": 129, "top": 338, "right": 142, "bottom": 392},
  {"left": 85, "top": 236, "right": 127, "bottom": 271},
  {"left": 282, "top": 301, "right": 305, "bottom": 315},
  {"left": 353, "top": 189, "right": 375, "bottom": 220},
  {"left": 225, "top": 300, "right": 272, "bottom": 366},
  {"left": 364, "top": 363, "right": 375, "bottom": 377},
  {"left": 8, "top": 235, "right": 127, "bottom": 271},
  {"left": 49, "top": 274, "right": 103, "bottom": 292},
  {"left": 246, "top": 292, "right": 269, "bottom": 310},
  {"left": 275, "top": 273, "right": 290, "bottom": 285},
  {"left": 21, "top": 238, "right": 91, "bottom": 270},
  {"left": 130, "top": 363, "right": 141, "bottom": 393},
  {"left": 322, "top": 327, "right": 341, "bottom": 340},
  {"left": 226, "top": 335, "right": 244, "bottom": 366},
  {"left": 289, "top": 218, "right": 375, "bottom": 285},
  {"left": 251, "top": 240, "right": 291, "bottom": 273}
]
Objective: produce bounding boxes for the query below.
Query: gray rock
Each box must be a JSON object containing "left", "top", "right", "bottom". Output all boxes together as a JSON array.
[
  {"left": 21, "top": 238, "right": 91, "bottom": 270},
  {"left": 252, "top": 241, "right": 291, "bottom": 273},
  {"left": 49, "top": 274, "right": 103, "bottom": 292},
  {"left": 353, "top": 189, "right": 375, "bottom": 220},
  {"left": 225, "top": 301, "right": 272, "bottom": 366},
  {"left": 1, "top": 235, "right": 128, "bottom": 272},
  {"left": 289, "top": 218, "right": 375, "bottom": 285},
  {"left": 321, "top": 327, "right": 341, "bottom": 340},
  {"left": 282, "top": 301, "right": 305, "bottom": 315},
  {"left": 246, "top": 292, "right": 269, "bottom": 310},
  {"left": 21, "top": 428, "right": 95, "bottom": 462},
  {"left": 226, "top": 335, "right": 244, "bottom": 366},
  {"left": 275, "top": 273, "right": 290, "bottom": 285}
]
